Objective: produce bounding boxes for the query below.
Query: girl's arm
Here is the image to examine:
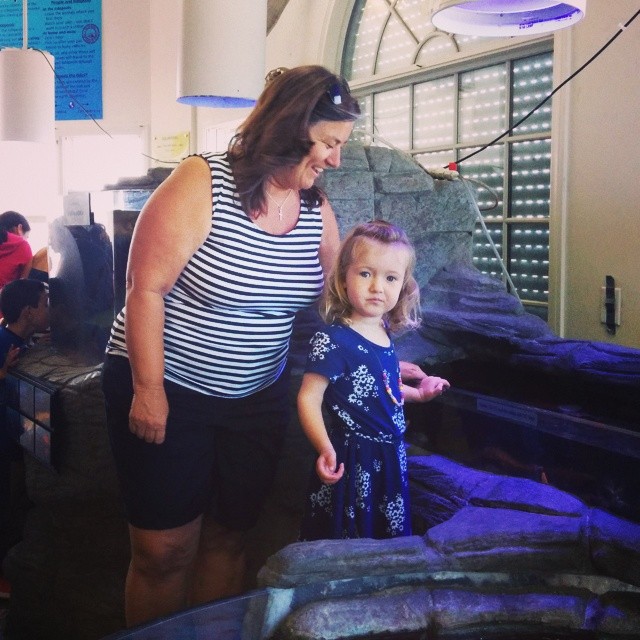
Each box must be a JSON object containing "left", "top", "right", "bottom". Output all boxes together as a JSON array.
[
  {"left": 297, "top": 372, "right": 344, "bottom": 484},
  {"left": 125, "top": 156, "right": 211, "bottom": 444}
]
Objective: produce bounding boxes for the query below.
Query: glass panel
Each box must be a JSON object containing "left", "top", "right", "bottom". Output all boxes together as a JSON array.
[
  {"left": 377, "top": 12, "right": 419, "bottom": 76},
  {"left": 511, "top": 52, "right": 553, "bottom": 136},
  {"left": 396, "top": 0, "right": 433, "bottom": 43},
  {"left": 459, "top": 64, "right": 508, "bottom": 146},
  {"left": 473, "top": 222, "right": 503, "bottom": 281},
  {"left": 35, "top": 425, "right": 53, "bottom": 466},
  {"left": 415, "top": 33, "right": 459, "bottom": 67},
  {"left": 509, "top": 223, "right": 549, "bottom": 304},
  {"left": 342, "top": 0, "right": 387, "bottom": 81},
  {"left": 510, "top": 139, "right": 551, "bottom": 219},
  {"left": 19, "top": 381, "right": 34, "bottom": 419},
  {"left": 373, "top": 88, "right": 411, "bottom": 149},
  {"left": 6, "top": 376, "right": 19, "bottom": 409},
  {"left": 34, "top": 386, "right": 52, "bottom": 428},
  {"left": 458, "top": 145, "right": 505, "bottom": 219},
  {"left": 5, "top": 407, "right": 23, "bottom": 442},
  {"left": 352, "top": 95, "right": 372, "bottom": 144},
  {"left": 343, "top": 1, "right": 505, "bottom": 81},
  {"left": 524, "top": 304, "right": 548, "bottom": 322},
  {"left": 413, "top": 76, "right": 455, "bottom": 148},
  {"left": 19, "top": 416, "right": 35, "bottom": 453}
]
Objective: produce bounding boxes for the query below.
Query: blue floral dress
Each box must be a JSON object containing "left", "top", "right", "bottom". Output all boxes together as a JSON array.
[{"left": 299, "top": 323, "right": 411, "bottom": 540}]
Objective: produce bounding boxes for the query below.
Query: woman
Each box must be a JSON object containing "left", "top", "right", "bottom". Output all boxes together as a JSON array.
[
  {"left": 101, "top": 65, "right": 361, "bottom": 626},
  {"left": 0, "top": 211, "right": 33, "bottom": 289}
]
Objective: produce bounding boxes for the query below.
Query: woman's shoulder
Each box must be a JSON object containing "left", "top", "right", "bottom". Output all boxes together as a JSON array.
[
  {"left": 194, "top": 151, "right": 230, "bottom": 171},
  {"left": 190, "top": 152, "right": 235, "bottom": 190}
]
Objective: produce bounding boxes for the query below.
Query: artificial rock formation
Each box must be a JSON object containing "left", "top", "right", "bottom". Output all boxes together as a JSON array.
[
  {"left": 5, "top": 143, "right": 640, "bottom": 639},
  {"left": 249, "top": 455, "right": 640, "bottom": 639}
]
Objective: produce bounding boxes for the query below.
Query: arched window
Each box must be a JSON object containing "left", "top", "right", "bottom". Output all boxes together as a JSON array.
[{"left": 342, "top": 0, "right": 553, "bottom": 320}]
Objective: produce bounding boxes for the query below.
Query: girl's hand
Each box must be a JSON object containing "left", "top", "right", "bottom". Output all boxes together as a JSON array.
[
  {"left": 316, "top": 448, "right": 344, "bottom": 485},
  {"left": 415, "top": 375, "right": 450, "bottom": 402}
]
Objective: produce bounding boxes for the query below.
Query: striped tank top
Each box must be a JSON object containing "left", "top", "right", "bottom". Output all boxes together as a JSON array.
[{"left": 105, "top": 152, "right": 324, "bottom": 397}]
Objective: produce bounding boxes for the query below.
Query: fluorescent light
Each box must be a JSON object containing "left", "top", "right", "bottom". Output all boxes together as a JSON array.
[
  {"left": 431, "top": 0, "right": 587, "bottom": 36},
  {"left": 0, "top": 47, "right": 55, "bottom": 144},
  {"left": 177, "top": 0, "right": 267, "bottom": 108}
]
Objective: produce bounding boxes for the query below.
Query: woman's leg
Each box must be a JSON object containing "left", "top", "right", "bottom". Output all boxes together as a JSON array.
[
  {"left": 126, "top": 516, "right": 202, "bottom": 627},
  {"left": 189, "top": 515, "right": 248, "bottom": 605}
]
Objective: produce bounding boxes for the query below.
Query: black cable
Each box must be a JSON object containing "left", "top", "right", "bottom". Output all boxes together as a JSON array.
[
  {"left": 456, "top": 8, "right": 640, "bottom": 167},
  {"left": 34, "top": 47, "right": 112, "bottom": 139}
]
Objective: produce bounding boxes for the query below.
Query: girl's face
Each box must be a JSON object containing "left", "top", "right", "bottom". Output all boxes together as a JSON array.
[
  {"left": 276, "top": 120, "right": 354, "bottom": 191},
  {"left": 343, "top": 239, "right": 410, "bottom": 324}
]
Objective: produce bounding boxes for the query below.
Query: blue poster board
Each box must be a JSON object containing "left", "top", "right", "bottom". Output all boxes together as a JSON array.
[{"left": 0, "top": 0, "right": 102, "bottom": 121}]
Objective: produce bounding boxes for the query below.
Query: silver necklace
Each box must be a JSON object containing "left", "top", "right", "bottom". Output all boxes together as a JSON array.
[{"left": 266, "top": 189, "right": 293, "bottom": 220}]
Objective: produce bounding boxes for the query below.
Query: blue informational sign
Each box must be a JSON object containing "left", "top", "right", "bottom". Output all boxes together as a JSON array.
[{"left": 0, "top": 0, "right": 102, "bottom": 121}]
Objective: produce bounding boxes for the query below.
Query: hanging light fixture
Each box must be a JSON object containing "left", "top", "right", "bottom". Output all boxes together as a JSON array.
[
  {"left": 177, "top": 0, "right": 267, "bottom": 108},
  {"left": 431, "top": 0, "right": 586, "bottom": 36},
  {"left": 0, "top": 0, "right": 55, "bottom": 143}
]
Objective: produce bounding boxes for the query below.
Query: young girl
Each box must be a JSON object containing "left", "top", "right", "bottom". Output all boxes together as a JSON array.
[{"left": 298, "top": 220, "right": 450, "bottom": 541}]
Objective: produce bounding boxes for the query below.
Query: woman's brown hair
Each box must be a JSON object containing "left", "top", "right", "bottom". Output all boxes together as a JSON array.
[{"left": 228, "top": 65, "right": 360, "bottom": 217}]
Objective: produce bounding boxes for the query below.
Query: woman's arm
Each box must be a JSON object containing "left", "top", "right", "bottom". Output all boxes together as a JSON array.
[
  {"left": 297, "top": 372, "right": 344, "bottom": 484},
  {"left": 18, "top": 258, "right": 33, "bottom": 280},
  {"left": 124, "top": 155, "right": 212, "bottom": 444},
  {"left": 403, "top": 374, "right": 450, "bottom": 403},
  {"left": 318, "top": 200, "right": 340, "bottom": 283}
]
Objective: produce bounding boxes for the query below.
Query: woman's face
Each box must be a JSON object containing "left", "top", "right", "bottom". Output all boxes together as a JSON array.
[{"left": 279, "top": 120, "right": 355, "bottom": 191}]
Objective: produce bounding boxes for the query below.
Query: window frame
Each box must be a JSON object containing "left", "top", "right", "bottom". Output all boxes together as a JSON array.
[{"left": 342, "top": 18, "right": 555, "bottom": 319}]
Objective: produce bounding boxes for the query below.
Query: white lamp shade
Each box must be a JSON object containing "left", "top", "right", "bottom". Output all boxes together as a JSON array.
[
  {"left": 0, "top": 47, "right": 55, "bottom": 144},
  {"left": 431, "top": 0, "right": 587, "bottom": 36},
  {"left": 177, "top": 0, "right": 267, "bottom": 108}
]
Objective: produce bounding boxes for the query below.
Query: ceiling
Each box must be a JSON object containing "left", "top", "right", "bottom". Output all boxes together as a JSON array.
[{"left": 267, "top": 0, "right": 290, "bottom": 33}]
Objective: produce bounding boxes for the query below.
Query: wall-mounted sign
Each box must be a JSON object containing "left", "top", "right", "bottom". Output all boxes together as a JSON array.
[
  {"left": 63, "top": 191, "right": 92, "bottom": 226},
  {"left": 0, "top": 0, "right": 103, "bottom": 121}
]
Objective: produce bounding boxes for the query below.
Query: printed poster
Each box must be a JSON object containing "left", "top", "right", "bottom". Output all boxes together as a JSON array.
[{"left": 0, "top": 0, "right": 102, "bottom": 120}]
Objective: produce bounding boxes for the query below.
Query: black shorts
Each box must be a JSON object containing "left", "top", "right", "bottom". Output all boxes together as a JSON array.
[{"left": 101, "top": 354, "right": 290, "bottom": 531}]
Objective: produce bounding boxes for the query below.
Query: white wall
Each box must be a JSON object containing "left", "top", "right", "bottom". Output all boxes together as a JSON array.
[
  {"left": 39, "top": 0, "right": 640, "bottom": 347},
  {"left": 56, "top": 0, "right": 150, "bottom": 139},
  {"left": 552, "top": 0, "right": 640, "bottom": 346}
]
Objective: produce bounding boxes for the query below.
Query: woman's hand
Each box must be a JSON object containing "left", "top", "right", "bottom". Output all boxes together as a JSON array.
[
  {"left": 316, "top": 447, "right": 344, "bottom": 485},
  {"left": 129, "top": 385, "right": 169, "bottom": 444}
]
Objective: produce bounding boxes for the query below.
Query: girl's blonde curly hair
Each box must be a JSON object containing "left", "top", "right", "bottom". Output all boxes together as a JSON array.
[{"left": 321, "top": 220, "right": 421, "bottom": 334}]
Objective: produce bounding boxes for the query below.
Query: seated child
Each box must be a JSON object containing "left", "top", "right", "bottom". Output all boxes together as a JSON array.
[
  {"left": 0, "top": 279, "right": 50, "bottom": 378},
  {"left": 0, "top": 279, "right": 50, "bottom": 573}
]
